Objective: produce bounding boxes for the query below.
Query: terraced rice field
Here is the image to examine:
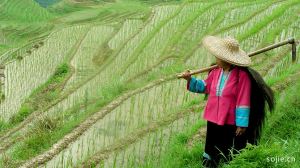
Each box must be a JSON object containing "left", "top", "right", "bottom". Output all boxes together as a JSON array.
[{"left": 0, "top": 0, "right": 299, "bottom": 167}]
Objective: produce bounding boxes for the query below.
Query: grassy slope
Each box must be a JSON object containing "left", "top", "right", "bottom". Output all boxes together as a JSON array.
[
  {"left": 0, "top": 0, "right": 150, "bottom": 131},
  {"left": 0, "top": 0, "right": 54, "bottom": 56},
  {"left": 0, "top": 0, "right": 53, "bottom": 22},
  {"left": 0, "top": 0, "right": 153, "bottom": 166},
  {"left": 225, "top": 64, "right": 300, "bottom": 168},
  {"left": 79, "top": 0, "right": 300, "bottom": 166},
  {"left": 49, "top": 0, "right": 153, "bottom": 16},
  {"left": 0, "top": 0, "right": 299, "bottom": 167},
  {"left": 0, "top": 1, "right": 152, "bottom": 131}
]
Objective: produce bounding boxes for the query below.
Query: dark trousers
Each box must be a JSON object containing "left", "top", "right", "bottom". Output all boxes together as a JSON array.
[{"left": 203, "top": 121, "right": 247, "bottom": 168}]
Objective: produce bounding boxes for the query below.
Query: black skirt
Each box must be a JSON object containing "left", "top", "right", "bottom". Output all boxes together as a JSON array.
[{"left": 204, "top": 121, "right": 248, "bottom": 167}]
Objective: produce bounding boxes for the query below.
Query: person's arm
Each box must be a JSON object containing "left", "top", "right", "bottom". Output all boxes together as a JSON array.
[
  {"left": 186, "top": 69, "right": 214, "bottom": 94},
  {"left": 186, "top": 77, "right": 206, "bottom": 93},
  {"left": 235, "top": 70, "right": 251, "bottom": 129}
]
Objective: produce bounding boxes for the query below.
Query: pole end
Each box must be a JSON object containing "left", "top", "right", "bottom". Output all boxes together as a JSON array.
[
  {"left": 292, "top": 42, "right": 297, "bottom": 63},
  {"left": 288, "top": 37, "right": 295, "bottom": 44}
]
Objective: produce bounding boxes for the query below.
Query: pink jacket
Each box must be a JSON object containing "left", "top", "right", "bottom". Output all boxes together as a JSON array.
[{"left": 187, "top": 66, "right": 251, "bottom": 127}]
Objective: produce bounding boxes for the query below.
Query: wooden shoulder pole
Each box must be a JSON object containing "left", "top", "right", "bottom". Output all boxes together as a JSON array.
[{"left": 177, "top": 38, "right": 298, "bottom": 79}]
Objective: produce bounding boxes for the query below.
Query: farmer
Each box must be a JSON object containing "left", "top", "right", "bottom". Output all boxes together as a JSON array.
[{"left": 181, "top": 36, "right": 274, "bottom": 167}]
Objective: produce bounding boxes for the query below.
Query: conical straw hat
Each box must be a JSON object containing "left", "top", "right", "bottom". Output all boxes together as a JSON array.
[{"left": 202, "top": 36, "right": 251, "bottom": 67}]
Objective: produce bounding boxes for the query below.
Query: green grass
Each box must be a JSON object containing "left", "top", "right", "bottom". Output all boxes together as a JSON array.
[
  {"left": 0, "top": 0, "right": 55, "bottom": 56},
  {"left": 237, "top": 0, "right": 299, "bottom": 42},
  {"left": 0, "top": 63, "right": 71, "bottom": 133},
  {"left": 0, "top": 0, "right": 299, "bottom": 167},
  {"left": 142, "top": 118, "right": 206, "bottom": 168},
  {"left": 0, "top": 61, "right": 191, "bottom": 166},
  {"left": 265, "top": 61, "right": 300, "bottom": 87},
  {"left": 50, "top": 0, "right": 151, "bottom": 22},
  {"left": 0, "top": 76, "right": 144, "bottom": 166},
  {"left": 225, "top": 80, "right": 300, "bottom": 168},
  {"left": 118, "top": 3, "right": 185, "bottom": 75},
  {"left": 0, "top": 0, "right": 53, "bottom": 22}
]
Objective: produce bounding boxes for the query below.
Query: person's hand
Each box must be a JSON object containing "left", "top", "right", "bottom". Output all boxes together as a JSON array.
[
  {"left": 182, "top": 69, "right": 192, "bottom": 81},
  {"left": 236, "top": 127, "right": 246, "bottom": 136}
]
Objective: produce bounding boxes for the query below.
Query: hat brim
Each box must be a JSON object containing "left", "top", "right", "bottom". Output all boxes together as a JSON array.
[{"left": 202, "top": 36, "right": 251, "bottom": 67}]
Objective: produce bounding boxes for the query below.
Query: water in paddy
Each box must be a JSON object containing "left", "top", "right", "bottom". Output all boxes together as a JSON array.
[{"left": 34, "top": 0, "right": 60, "bottom": 8}]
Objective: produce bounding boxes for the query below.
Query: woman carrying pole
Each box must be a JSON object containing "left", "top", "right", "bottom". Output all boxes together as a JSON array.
[{"left": 180, "top": 36, "right": 275, "bottom": 168}]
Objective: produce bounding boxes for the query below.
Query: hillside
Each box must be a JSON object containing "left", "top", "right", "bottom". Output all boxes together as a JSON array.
[
  {"left": 0, "top": 0, "right": 53, "bottom": 21},
  {"left": 0, "top": 0, "right": 299, "bottom": 167}
]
